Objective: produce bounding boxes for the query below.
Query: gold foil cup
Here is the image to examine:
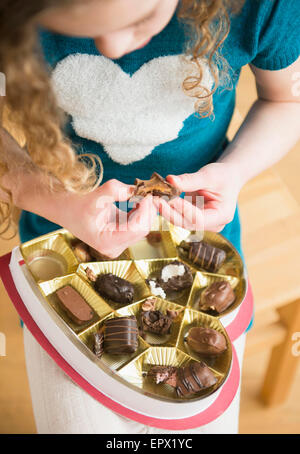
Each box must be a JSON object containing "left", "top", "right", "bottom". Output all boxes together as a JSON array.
[
  {"left": 116, "top": 297, "right": 185, "bottom": 346},
  {"left": 134, "top": 258, "right": 195, "bottom": 306},
  {"left": 170, "top": 225, "right": 244, "bottom": 278},
  {"left": 78, "top": 313, "right": 149, "bottom": 371},
  {"left": 77, "top": 261, "right": 151, "bottom": 310},
  {"left": 21, "top": 233, "right": 78, "bottom": 282},
  {"left": 118, "top": 346, "right": 224, "bottom": 401},
  {"left": 128, "top": 230, "right": 177, "bottom": 260},
  {"left": 177, "top": 308, "right": 232, "bottom": 374},
  {"left": 38, "top": 273, "right": 112, "bottom": 334},
  {"left": 187, "top": 271, "right": 246, "bottom": 318}
]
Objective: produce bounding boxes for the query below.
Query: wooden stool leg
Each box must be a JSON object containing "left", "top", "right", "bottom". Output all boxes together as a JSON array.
[{"left": 260, "top": 299, "right": 300, "bottom": 406}]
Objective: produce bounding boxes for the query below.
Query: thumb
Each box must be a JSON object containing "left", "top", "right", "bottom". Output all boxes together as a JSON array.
[{"left": 166, "top": 171, "right": 205, "bottom": 193}]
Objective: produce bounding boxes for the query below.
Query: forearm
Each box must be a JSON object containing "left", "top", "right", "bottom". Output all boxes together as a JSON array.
[
  {"left": 0, "top": 127, "right": 78, "bottom": 226},
  {"left": 218, "top": 99, "right": 300, "bottom": 187}
]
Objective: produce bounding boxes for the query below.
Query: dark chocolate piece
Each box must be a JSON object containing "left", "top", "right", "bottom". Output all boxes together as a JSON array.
[
  {"left": 56, "top": 285, "right": 94, "bottom": 325},
  {"left": 94, "top": 330, "right": 104, "bottom": 358},
  {"left": 103, "top": 316, "right": 139, "bottom": 355},
  {"left": 186, "top": 327, "right": 227, "bottom": 355},
  {"left": 180, "top": 240, "right": 226, "bottom": 273},
  {"left": 93, "top": 273, "right": 134, "bottom": 304},
  {"left": 147, "top": 366, "right": 178, "bottom": 386},
  {"left": 176, "top": 362, "right": 217, "bottom": 397},
  {"left": 200, "top": 280, "right": 235, "bottom": 313},
  {"left": 140, "top": 298, "right": 180, "bottom": 335},
  {"left": 146, "top": 231, "right": 162, "bottom": 246},
  {"left": 157, "top": 260, "right": 193, "bottom": 293},
  {"left": 133, "top": 172, "right": 180, "bottom": 200}
]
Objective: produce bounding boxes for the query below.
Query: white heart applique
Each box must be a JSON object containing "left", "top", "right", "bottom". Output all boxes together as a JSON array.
[{"left": 52, "top": 53, "right": 213, "bottom": 165}]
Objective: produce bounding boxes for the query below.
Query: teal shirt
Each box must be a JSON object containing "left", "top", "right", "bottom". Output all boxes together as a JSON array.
[{"left": 19, "top": 0, "right": 300, "bottom": 260}]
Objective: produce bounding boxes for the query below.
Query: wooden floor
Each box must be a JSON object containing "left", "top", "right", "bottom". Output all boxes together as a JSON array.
[{"left": 0, "top": 66, "right": 299, "bottom": 434}]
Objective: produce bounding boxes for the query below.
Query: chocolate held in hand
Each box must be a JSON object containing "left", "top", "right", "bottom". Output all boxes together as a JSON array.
[
  {"left": 103, "top": 316, "right": 139, "bottom": 355},
  {"left": 186, "top": 327, "right": 227, "bottom": 355},
  {"left": 133, "top": 172, "right": 180, "bottom": 200},
  {"left": 86, "top": 268, "right": 134, "bottom": 304},
  {"left": 200, "top": 280, "right": 235, "bottom": 313},
  {"left": 140, "top": 298, "right": 180, "bottom": 335},
  {"left": 56, "top": 285, "right": 95, "bottom": 325},
  {"left": 148, "top": 361, "right": 217, "bottom": 397},
  {"left": 180, "top": 240, "right": 226, "bottom": 272}
]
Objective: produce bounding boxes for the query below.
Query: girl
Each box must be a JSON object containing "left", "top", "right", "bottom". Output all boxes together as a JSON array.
[{"left": 0, "top": 0, "right": 299, "bottom": 434}]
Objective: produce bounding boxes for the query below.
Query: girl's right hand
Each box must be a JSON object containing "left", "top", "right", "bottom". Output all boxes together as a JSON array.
[{"left": 30, "top": 178, "right": 158, "bottom": 259}]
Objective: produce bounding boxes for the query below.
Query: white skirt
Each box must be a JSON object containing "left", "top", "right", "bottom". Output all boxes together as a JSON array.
[{"left": 23, "top": 325, "right": 246, "bottom": 434}]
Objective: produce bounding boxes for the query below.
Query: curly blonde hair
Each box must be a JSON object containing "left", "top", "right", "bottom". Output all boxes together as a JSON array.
[{"left": 0, "top": 0, "right": 243, "bottom": 238}]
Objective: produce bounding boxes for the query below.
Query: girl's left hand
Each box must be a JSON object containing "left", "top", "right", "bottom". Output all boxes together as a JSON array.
[{"left": 154, "top": 162, "right": 243, "bottom": 232}]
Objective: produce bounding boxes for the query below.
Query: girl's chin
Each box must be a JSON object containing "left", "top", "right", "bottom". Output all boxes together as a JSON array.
[{"left": 131, "top": 37, "right": 152, "bottom": 52}]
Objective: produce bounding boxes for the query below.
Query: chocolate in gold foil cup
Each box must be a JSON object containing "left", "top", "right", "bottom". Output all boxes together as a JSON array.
[
  {"left": 78, "top": 313, "right": 149, "bottom": 371},
  {"left": 117, "top": 297, "right": 185, "bottom": 347},
  {"left": 38, "top": 273, "right": 112, "bottom": 334},
  {"left": 117, "top": 346, "right": 226, "bottom": 401},
  {"left": 170, "top": 224, "right": 245, "bottom": 278},
  {"left": 76, "top": 260, "right": 151, "bottom": 310},
  {"left": 187, "top": 271, "right": 246, "bottom": 319},
  {"left": 134, "top": 258, "right": 195, "bottom": 306}
]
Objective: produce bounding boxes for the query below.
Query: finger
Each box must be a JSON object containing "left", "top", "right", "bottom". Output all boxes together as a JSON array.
[
  {"left": 154, "top": 197, "right": 188, "bottom": 229},
  {"left": 155, "top": 197, "right": 204, "bottom": 232},
  {"left": 166, "top": 172, "right": 203, "bottom": 193},
  {"left": 96, "top": 196, "right": 157, "bottom": 257},
  {"left": 202, "top": 208, "right": 232, "bottom": 231}
]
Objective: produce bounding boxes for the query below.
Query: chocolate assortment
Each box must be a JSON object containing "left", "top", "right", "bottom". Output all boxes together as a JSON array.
[
  {"left": 179, "top": 240, "right": 226, "bottom": 273},
  {"left": 133, "top": 172, "right": 181, "bottom": 200},
  {"left": 22, "top": 224, "right": 245, "bottom": 402},
  {"left": 56, "top": 285, "right": 95, "bottom": 325}
]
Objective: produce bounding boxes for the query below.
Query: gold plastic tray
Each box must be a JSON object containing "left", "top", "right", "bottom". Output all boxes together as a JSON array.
[{"left": 20, "top": 221, "right": 245, "bottom": 402}]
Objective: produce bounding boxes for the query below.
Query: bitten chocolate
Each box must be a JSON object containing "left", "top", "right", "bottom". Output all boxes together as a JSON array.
[
  {"left": 147, "top": 365, "right": 178, "bottom": 387},
  {"left": 56, "top": 285, "right": 94, "bottom": 325},
  {"left": 133, "top": 172, "right": 180, "bottom": 200},
  {"left": 148, "top": 361, "right": 217, "bottom": 397},
  {"left": 200, "top": 280, "right": 235, "bottom": 313},
  {"left": 180, "top": 240, "right": 226, "bottom": 272},
  {"left": 140, "top": 298, "right": 179, "bottom": 335},
  {"left": 186, "top": 327, "right": 227, "bottom": 355},
  {"left": 103, "top": 316, "right": 139, "bottom": 355},
  {"left": 94, "top": 273, "right": 134, "bottom": 304}
]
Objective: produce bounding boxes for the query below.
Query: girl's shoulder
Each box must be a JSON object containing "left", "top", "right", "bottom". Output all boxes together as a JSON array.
[{"left": 227, "top": 0, "right": 300, "bottom": 71}]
